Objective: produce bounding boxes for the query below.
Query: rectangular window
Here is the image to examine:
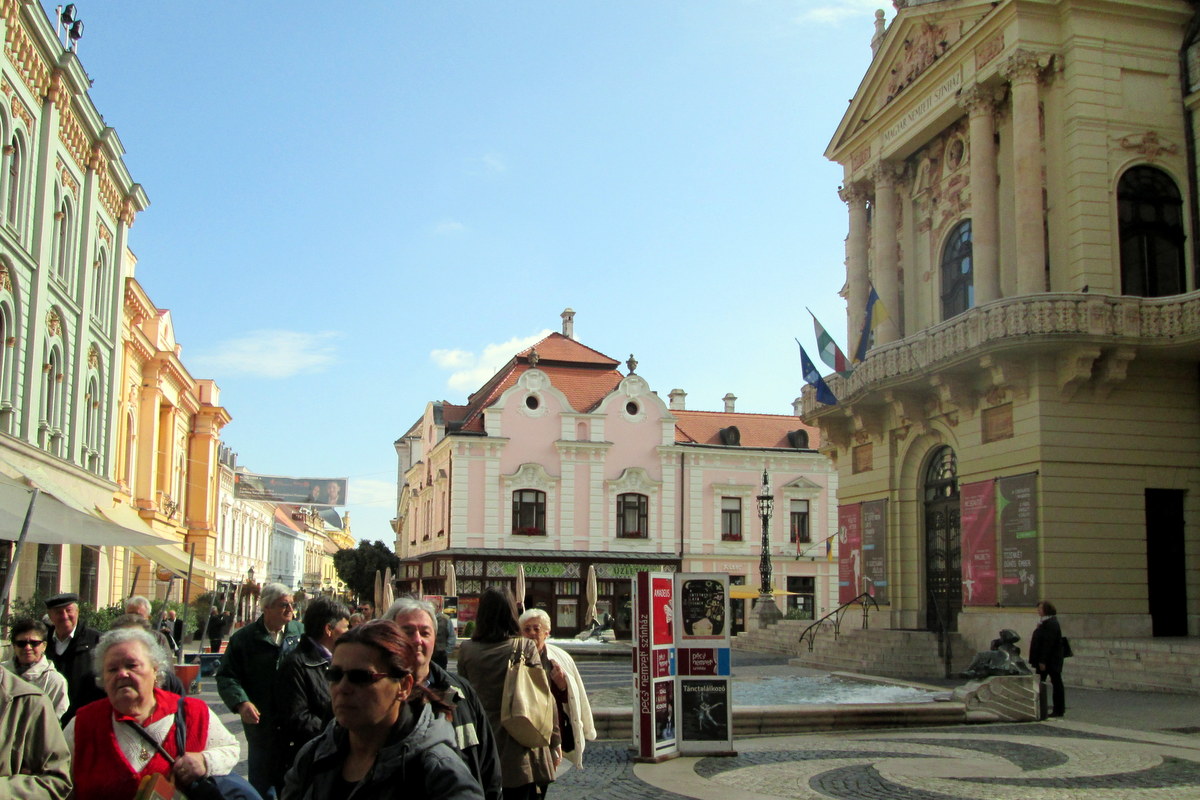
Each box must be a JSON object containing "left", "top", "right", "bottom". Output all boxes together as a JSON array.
[
  {"left": 36, "top": 543, "right": 60, "bottom": 597},
  {"left": 512, "top": 489, "right": 546, "bottom": 535},
  {"left": 617, "top": 493, "right": 648, "bottom": 538},
  {"left": 721, "top": 497, "right": 742, "bottom": 541},
  {"left": 790, "top": 500, "right": 810, "bottom": 543},
  {"left": 78, "top": 546, "right": 99, "bottom": 606}
]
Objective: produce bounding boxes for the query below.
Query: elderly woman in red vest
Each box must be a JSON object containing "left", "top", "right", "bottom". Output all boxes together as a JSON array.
[{"left": 64, "top": 627, "right": 239, "bottom": 799}]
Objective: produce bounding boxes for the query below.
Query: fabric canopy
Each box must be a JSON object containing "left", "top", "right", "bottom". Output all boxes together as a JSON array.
[
  {"left": 129, "top": 540, "right": 218, "bottom": 584},
  {"left": 0, "top": 472, "right": 173, "bottom": 548},
  {"left": 729, "top": 586, "right": 800, "bottom": 600}
]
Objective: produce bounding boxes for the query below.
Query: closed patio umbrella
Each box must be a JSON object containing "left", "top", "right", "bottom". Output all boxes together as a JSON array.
[
  {"left": 381, "top": 567, "right": 394, "bottom": 617},
  {"left": 445, "top": 563, "right": 457, "bottom": 597},
  {"left": 515, "top": 564, "right": 526, "bottom": 611},
  {"left": 584, "top": 564, "right": 598, "bottom": 627}
]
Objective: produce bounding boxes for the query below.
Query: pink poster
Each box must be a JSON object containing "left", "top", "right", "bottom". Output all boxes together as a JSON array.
[
  {"left": 960, "top": 480, "right": 997, "bottom": 606},
  {"left": 838, "top": 504, "right": 862, "bottom": 604}
]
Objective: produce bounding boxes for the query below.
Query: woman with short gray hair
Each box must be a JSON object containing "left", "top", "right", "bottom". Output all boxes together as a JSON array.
[
  {"left": 518, "top": 608, "right": 595, "bottom": 772},
  {"left": 64, "top": 627, "right": 239, "bottom": 799}
]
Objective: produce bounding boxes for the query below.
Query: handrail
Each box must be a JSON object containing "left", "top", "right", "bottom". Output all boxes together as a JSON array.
[{"left": 797, "top": 592, "right": 879, "bottom": 652}]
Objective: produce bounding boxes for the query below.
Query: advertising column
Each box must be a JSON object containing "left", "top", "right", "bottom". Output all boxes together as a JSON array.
[
  {"left": 675, "top": 573, "right": 735, "bottom": 757},
  {"left": 632, "top": 571, "right": 678, "bottom": 761}
]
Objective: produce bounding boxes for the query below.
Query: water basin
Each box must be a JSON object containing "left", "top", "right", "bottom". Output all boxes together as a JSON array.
[{"left": 732, "top": 674, "right": 938, "bottom": 706}]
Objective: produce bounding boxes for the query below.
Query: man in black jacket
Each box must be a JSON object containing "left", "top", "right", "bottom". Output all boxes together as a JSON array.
[
  {"left": 1029, "top": 599, "right": 1067, "bottom": 717},
  {"left": 43, "top": 592, "right": 103, "bottom": 722},
  {"left": 387, "top": 596, "right": 502, "bottom": 800},
  {"left": 273, "top": 596, "right": 351, "bottom": 790}
]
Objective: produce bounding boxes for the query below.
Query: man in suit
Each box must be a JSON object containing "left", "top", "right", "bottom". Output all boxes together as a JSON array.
[{"left": 43, "top": 593, "right": 103, "bottom": 722}]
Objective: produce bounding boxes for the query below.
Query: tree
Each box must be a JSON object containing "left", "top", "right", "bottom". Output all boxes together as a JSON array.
[{"left": 333, "top": 540, "right": 399, "bottom": 602}]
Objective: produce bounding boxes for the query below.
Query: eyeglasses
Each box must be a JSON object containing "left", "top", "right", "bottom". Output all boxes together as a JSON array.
[
  {"left": 13, "top": 639, "right": 45, "bottom": 648},
  {"left": 275, "top": 601, "right": 296, "bottom": 609},
  {"left": 326, "top": 666, "right": 393, "bottom": 686}
]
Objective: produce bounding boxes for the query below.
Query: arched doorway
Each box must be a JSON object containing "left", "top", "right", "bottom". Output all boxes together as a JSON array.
[{"left": 924, "top": 446, "right": 961, "bottom": 632}]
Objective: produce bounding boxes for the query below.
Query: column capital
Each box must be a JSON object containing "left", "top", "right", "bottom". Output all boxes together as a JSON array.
[
  {"left": 957, "top": 83, "right": 1002, "bottom": 115},
  {"left": 839, "top": 182, "right": 870, "bottom": 205},
  {"left": 1002, "top": 49, "right": 1051, "bottom": 84},
  {"left": 871, "top": 161, "right": 903, "bottom": 189}
]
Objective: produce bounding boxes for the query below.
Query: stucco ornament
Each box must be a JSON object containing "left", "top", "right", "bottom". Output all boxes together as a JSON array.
[
  {"left": 506, "top": 462, "right": 556, "bottom": 492},
  {"left": 608, "top": 467, "right": 661, "bottom": 496},
  {"left": 518, "top": 368, "right": 549, "bottom": 392}
]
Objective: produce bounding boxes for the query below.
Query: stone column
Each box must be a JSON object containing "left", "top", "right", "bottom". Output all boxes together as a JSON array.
[
  {"left": 959, "top": 83, "right": 1000, "bottom": 304},
  {"left": 1004, "top": 51, "right": 1046, "bottom": 295},
  {"left": 872, "top": 163, "right": 900, "bottom": 343},
  {"left": 841, "top": 183, "right": 870, "bottom": 351}
]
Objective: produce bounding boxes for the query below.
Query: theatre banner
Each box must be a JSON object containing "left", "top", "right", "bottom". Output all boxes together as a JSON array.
[
  {"left": 838, "top": 503, "right": 863, "bottom": 604},
  {"left": 999, "top": 473, "right": 1039, "bottom": 605},
  {"left": 960, "top": 480, "right": 997, "bottom": 606},
  {"left": 861, "top": 499, "right": 888, "bottom": 603},
  {"left": 633, "top": 571, "right": 733, "bottom": 761},
  {"left": 233, "top": 472, "right": 348, "bottom": 506}
]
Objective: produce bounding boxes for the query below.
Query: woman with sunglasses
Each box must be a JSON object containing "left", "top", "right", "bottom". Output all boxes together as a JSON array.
[
  {"left": 281, "top": 620, "right": 484, "bottom": 800},
  {"left": 4, "top": 618, "right": 68, "bottom": 719}
]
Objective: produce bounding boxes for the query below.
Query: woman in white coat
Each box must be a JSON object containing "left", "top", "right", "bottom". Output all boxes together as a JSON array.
[{"left": 518, "top": 609, "right": 595, "bottom": 773}]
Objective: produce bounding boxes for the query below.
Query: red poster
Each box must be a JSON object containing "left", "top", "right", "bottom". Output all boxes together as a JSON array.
[
  {"left": 838, "top": 504, "right": 862, "bottom": 604},
  {"left": 960, "top": 480, "right": 997, "bottom": 606},
  {"left": 652, "top": 576, "right": 674, "bottom": 645}
]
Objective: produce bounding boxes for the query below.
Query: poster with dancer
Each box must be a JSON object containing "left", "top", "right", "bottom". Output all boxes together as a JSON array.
[
  {"left": 679, "top": 679, "right": 728, "bottom": 741},
  {"left": 838, "top": 503, "right": 863, "bottom": 604},
  {"left": 861, "top": 499, "right": 888, "bottom": 603},
  {"left": 960, "top": 480, "right": 997, "bottom": 606}
]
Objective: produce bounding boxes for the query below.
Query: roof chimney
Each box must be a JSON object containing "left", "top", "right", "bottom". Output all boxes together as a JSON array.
[
  {"left": 793, "top": 397, "right": 804, "bottom": 417},
  {"left": 669, "top": 389, "right": 687, "bottom": 411},
  {"left": 723, "top": 393, "right": 737, "bottom": 413},
  {"left": 561, "top": 308, "right": 575, "bottom": 339}
]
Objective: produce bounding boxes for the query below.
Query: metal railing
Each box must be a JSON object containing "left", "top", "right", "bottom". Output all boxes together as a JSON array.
[{"left": 797, "top": 592, "right": 879, "bottom": 652}]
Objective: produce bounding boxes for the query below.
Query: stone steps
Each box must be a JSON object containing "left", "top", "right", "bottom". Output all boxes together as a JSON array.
[{"left": 1062, "top": 637, "right": 1200, "bottom": 695}]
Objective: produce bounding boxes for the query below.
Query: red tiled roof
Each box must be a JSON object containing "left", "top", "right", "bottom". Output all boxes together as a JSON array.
[
  {"left": 274, "top": 505, "right": 305, "bottom": 532},
  {"left": 454, "top": 333, "right": 624, "bottom": 432},
  {"left": 673, "top": 410, "right": 820, "bottom": 449}
]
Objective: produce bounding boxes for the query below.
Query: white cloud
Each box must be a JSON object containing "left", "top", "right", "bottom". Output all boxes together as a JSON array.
[
  {"left": 348, "top": 478, "right": 395, "bottom": 509},
  {"left": 481, "top": 153, "right": 507, "bottom": 174},
  {"left": 193, "top": 330, "right": 341, "bottom": 379},
  {"left": 431, "top": 330, "right": 552, "bottom": 393},
  {"left": 433, "top": 219, "right": 466, "bottom": 236}
]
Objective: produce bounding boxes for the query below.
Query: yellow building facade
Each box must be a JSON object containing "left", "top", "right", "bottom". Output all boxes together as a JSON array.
[
  {"left": 116, "top": 276, "right": 229, "bottom": 598},
  {"left": 807, "top": 0, "right": 1200, "bottom": 649}
]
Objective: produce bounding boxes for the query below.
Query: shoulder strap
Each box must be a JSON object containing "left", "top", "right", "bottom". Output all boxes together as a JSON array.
[
  {"left": 174, "top": 694, "right": 188, "bottom": 756},
  {"left": 121, "top": 718, "right": 176, "bottom": 766}
]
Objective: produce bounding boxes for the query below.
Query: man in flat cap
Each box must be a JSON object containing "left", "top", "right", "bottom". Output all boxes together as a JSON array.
[{"left": 43, "top": 593, "right": 103, "bottom": 721}]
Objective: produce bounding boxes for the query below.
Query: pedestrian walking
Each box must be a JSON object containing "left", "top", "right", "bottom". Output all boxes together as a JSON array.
[{"left": 1029, "top": 599, "right": 1067, "bottom": 717}]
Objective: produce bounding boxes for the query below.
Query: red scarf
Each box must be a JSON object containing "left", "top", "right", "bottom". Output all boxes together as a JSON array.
[{"left": 73, "top": 689, "right": 210, "bottom": 800}]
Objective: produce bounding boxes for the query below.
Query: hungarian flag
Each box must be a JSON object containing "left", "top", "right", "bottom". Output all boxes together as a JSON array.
[
  {"left": 809, "top": 309, "right": 852, "bottom": 376},
  {"left": 796, "top": 339, "right": 837, "bottom": 406},
  {"left": 853, "top": 284, "right": 890, "bottom": 363}
]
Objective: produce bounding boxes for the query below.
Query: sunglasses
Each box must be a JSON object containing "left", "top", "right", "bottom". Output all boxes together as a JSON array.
[
  {"left": 13, "top": 639, "right": 45, "bottom": 648},
  {"left": 326, "top": 666, "right": 394, "bottom": 686}
]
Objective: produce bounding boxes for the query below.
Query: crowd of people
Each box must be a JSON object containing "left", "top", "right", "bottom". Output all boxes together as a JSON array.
[{"left": 0, "top": 584, "right": 597, "bottom": 799}]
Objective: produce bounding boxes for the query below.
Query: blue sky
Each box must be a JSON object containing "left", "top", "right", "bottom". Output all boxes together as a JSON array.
[{"left": 44, "top": 1, "right": 890, "bottom": 543}]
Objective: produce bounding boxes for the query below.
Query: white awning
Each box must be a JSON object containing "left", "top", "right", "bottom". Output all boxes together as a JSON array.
[
  {"left": 0, "top": 472, "right": 174, "bottom": 548},
  {"left": 93, "top": 503, "right": 219, "bottom": 583}
]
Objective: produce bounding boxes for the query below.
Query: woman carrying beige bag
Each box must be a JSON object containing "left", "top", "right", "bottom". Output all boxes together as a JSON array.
[{"left": 457, "top": 588, "right": 560, "bottom": 800}]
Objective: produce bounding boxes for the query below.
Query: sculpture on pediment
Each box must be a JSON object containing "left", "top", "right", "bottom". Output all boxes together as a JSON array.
[{"left": 886, "top": 21, "right": 949, "bottom": 100}]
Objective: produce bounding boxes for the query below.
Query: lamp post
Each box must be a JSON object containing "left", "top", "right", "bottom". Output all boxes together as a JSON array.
[{"left": 756, "top": 469, "right": 783, "bottom": 627}]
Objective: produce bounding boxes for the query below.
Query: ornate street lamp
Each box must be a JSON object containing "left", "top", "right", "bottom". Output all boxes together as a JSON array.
[{"left": 756, "top": 469, "right": 783, "bottom": 627}]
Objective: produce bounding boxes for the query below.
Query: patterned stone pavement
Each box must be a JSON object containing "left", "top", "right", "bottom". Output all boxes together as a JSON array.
[{"left": 554, "top": 722, "right": 1200, "bottom": 800}]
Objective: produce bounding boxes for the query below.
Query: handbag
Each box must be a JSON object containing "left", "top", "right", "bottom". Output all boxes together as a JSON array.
[
  {"left": 1062, "top": 636, "right": 1073, "bottom": 658},
  {"left": 500, "top": 638, "right": 555, "bottom": 748},
  {"left": 121, "top": 697, "right": 262, "bottom": 800}
]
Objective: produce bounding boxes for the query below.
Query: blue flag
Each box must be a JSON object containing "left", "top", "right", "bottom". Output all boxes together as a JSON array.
[
  {"left": 796, "top": 339, "right": 837, "bottom": 406},
  {"left": 853, "top": 284, "right": 889, "bottom": 363}
]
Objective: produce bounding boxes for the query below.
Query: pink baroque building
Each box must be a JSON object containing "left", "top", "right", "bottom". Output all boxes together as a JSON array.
[{"left": 393, "top": 312, "right": 839, "bottom": 638}]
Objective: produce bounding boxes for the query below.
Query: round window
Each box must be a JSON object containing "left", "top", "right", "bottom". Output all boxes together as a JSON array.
[
  {"left": 526, "top": 395, "right": 540, "bottom": 410},
  {"left": 626, "top": 401, "right": 639, "bottom": 416}
]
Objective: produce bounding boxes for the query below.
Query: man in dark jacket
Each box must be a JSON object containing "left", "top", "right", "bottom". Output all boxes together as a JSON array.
[
  {"left": 43, "top": 592, "right": 103, "bottom": 722},
  {"left": 273, "top": 596, "right": 351, "bottom": 790},
  {"left": 216, "top": 582, "right": 303, "bottom": 799},
  {"left": 387, "top": 597, "right": 502, "bottom": 800}
]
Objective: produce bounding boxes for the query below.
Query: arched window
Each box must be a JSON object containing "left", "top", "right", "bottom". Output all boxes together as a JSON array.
[
  {"left": 616, "top": 493, "right": 648, "bottom": 538},
  {"left": 940, "top": 220, "right": 973, "bottom": 319},
  {"left": 92, "top": 248, "right": 108, "bottom": 320},
  {"left": 1118, "top": 166, "right": 1186, "bottom": 297},
  {"left": 511, "top": 489, "right": 546, "bottom": 535},
  {"left": 6, "top": 136, "right": 23, "bottom": 228},
  {"left": 54, "top": 198, "right": 73, "bottom": 284},
  {"left": 83, "top": 376, "right": 102, "bottom": 473}
]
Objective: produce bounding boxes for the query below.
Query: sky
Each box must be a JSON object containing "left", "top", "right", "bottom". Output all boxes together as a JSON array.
[{"left": 40, "top": 1, "right": 891, "bottom": 544}]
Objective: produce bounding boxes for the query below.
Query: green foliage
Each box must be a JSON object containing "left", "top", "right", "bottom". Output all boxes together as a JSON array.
[
  {"left": 783, "top": 607, "right": 815, "bottom": 621},
  {"left": 461, "top": 621, "right": 475, "bottom": 638},
  {"left": 5, "top": 592, "right": 124, "bottom": 633},
  {"left": 333, "top": 540, "right": 400, "bottom": 603}
]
